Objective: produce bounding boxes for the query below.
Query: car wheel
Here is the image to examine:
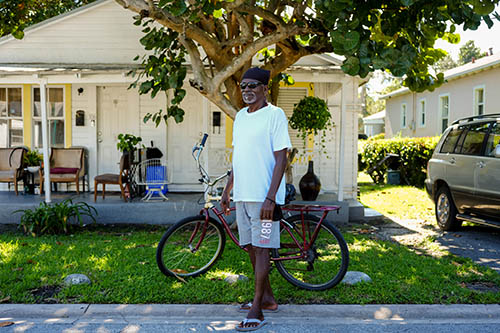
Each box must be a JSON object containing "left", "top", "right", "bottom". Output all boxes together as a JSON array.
[{"left": 435, "top": 186, "right": 462, "bottom": 231}]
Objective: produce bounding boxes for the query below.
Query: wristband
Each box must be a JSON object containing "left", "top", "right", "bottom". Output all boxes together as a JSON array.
[{"left": 265, "top": 197, "right": 275, "bottom": 204}]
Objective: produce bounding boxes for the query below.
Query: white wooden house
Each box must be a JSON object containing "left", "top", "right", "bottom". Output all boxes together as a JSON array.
[{"left": 0, "top": 0, "right": 364, "bottom": 203}]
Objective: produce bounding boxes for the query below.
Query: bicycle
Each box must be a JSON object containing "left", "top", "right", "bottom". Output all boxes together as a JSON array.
[{"left": 156, "top": 134, "right": 349, "bottom": 291}]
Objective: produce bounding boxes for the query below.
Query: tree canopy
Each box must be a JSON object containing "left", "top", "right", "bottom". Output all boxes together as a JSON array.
[
  {"left": 458, "top": 39, "right": 487, "bottom": 64},
  {"left": 0, "top": 1, "right": 97, "bottom": 38},
  {"left": 365, "top": 72, "right": 402, "bottom": 116},
  {"left": 116, "top": 0, "right": 500, "bottom": 123},
  {"left": 432, "top": 54, "right": 458, "bottom": 72},
  {"left": 2, "top": 0, "right": 500, "bottom": 124}
]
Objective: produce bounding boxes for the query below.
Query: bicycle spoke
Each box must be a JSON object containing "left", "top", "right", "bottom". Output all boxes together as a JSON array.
[
  {"left": 157, "top": 217, "right": 225, "bottom": 278},
  {"left": 274, "top": 215, "right": 348, "bottom": 290}
]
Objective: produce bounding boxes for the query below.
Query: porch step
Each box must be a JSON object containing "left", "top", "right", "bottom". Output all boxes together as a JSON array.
[{"left": 1, "top": 191, "right": 365, "bottom": 225}]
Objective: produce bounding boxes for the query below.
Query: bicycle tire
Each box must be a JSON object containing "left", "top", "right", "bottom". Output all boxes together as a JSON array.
[
  {"left": 156, "top": 215, "right": 226, "bottom": 278},
  {"left": 272, "top": 214, "right": 349, "bottom": 291}
]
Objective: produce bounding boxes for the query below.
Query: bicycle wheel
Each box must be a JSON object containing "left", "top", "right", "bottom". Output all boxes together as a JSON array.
[
  {"left": 156, "top": 215, "right": 226, "bottom": 278},
  {"left": 272, "top": 214, "right": 349, "bottom": 291}
]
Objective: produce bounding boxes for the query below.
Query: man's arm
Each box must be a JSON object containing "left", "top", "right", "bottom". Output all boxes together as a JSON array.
[
  {"left": 260, "top": 148, "right": 287, "bottom": 220},
  {"left": 220, "top": 169, "right": 233, "bottom": 215}
]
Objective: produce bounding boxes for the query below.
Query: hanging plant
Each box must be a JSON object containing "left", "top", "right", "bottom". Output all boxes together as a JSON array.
[{"left": 289, "top": 96, "right": 334, "bottom": 153}]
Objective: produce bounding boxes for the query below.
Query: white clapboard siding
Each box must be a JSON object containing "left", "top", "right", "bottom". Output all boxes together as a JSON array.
[
  {"left": 139, "top": 93, "right": 167, "bottom": 162},
  {"left": 0, "top": 1, "right": 144, "bottom": 64},
  {"left": 277, "top": 87, "right": 308, "bottom": 149}
]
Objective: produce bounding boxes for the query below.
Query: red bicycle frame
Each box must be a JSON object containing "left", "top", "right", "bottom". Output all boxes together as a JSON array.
[{"left": 191, "top": 204, "right": 340, "bottom": 262}]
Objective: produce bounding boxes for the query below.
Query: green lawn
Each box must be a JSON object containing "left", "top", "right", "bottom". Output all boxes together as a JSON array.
[
  {"left": 1, "top": 224, "right": 499, "bottom": 304},
  {"left": 358, "top": 172, "right": 436, "bottom": 222}
]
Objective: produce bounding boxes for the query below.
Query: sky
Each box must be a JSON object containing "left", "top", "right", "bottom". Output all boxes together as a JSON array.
[
  {"left": 435, "top": 21, "right": 500, "bottom": 59},
  {"left": 367, "top": 17, "right": 500, "bottom": 95}
]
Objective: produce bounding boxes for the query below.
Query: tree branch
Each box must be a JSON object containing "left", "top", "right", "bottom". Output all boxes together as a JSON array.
[
  {"left": 114, "top": 0, "right": 219, "bottom": 59},
  {"left": 212, "top": 25, "right": 304, "bottom": 87}
]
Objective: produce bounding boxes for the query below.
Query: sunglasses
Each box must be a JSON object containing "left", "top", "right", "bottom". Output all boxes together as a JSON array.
[{"left": 240, "top": 82, "right": 263, "bottom": 89}]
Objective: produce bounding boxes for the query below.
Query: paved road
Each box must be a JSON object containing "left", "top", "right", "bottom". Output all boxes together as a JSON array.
[
  {"left": 1, "top": 304, "right": 500, "bottom": 333},
  {"left": 435, "top": 224, "right": 500, "bottom": 273}
]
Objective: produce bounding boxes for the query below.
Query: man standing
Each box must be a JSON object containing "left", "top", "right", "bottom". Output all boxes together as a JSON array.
[{"left": 221, "top": 67, "right": 291, "bottom": 331}]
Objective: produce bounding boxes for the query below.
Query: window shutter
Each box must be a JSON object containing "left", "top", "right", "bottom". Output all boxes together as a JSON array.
[{"left": 277, "top": 87, "right": 308, "bottom": 149}]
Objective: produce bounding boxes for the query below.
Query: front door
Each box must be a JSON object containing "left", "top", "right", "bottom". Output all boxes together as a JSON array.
[
  {"left": 97, "top": 86, "right": 139, "bottom": 184},
  {"left": 167, "top": 86, "right": 205, "bottom": 191}
]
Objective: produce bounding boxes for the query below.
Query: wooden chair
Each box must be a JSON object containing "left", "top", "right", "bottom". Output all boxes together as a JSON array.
[
  {"left": 39, "top": 147, "right": 85, "bottom": 195},
  {"left": 94, "top": 154, "right": 130, "bottom": 202},
  {"left": 0, "top": 147, "right": 27, "bottom": 195}
]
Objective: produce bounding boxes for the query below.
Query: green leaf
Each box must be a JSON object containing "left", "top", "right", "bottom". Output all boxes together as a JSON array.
[
  {"left": 213, "top": 9, "right": 223, "bottom": 18},
  {"left": 341, "top": 56, "right": 360, "bottom": 75},
  {"left": 344, "top": 31, "right": 360, "bottom": 51},
  {"left": 12, "top": 29, "right": 24, "bottom": 39},
  {"left": 471, "top": 0, "right": 495, "bottom": 15},
  {"left": 170, "top": 0, "right": 188, "bottom": 16},
  {"left": 483, "top": 15, "right": 494, "bottom": 28}
]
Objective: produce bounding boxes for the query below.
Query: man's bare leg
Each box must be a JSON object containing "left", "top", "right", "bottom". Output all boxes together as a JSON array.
[
  {"left": 239, "top": 246, "right": 272, "bottom": 329},
  {"left": 245, "top": 245, "right": 277, "bottom": 310}
]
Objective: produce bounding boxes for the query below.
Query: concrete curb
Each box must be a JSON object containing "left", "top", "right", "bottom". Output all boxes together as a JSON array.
[{"left": 2, "top": 304, "right": 500, "bottom": 321}]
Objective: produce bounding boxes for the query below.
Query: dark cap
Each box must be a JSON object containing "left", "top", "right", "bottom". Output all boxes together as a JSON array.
[{"left": 242, "top": 67, "right": 270, "bottom": 85}]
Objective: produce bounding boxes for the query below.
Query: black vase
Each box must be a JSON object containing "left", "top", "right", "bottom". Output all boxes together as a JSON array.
[{"left": 299, "top": 160, "right": 321, "bottom": 201}]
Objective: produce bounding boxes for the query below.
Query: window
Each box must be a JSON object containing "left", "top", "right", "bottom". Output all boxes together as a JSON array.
[
  {"left": 474, "top": 86, "right": 485, "bottom": 115},
  {"left": 418, "top": 99, "right": 426, "bottom": 127},
  {"left": 401, "top": 103, "right": 407, "bottom": 129},
  {"left": 455, "top": 123, "right": 490, "bottom": 155},
  {"left": 485, "top": 123, "right": 500, "bottom": 158},
  {"left": 439, "top": 95, "right": 449, "bottom": 133},
  {"left": 0, "top": 87, "right": 23, "bottom": 147},
  {"left": 33, "top": 87, "right": 65, "bottom": 148},
  {"left": 440, "top": 127, "right": 463, "bottom": 153}
]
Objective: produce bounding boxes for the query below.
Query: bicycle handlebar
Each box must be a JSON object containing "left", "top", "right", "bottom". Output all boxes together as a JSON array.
[
  {"left": 191, "top": 133, "right": 229, "bottom": 189},
  {"left": 200, "top": 133, "right": 208, "bottom": 147}
]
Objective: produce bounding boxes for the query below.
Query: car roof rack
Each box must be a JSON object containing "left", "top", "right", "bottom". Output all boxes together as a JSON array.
[{"left": 451, "top": 113, "right": 500, "bottom": 126}]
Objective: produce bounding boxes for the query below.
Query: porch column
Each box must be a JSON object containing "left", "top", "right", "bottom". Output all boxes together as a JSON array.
[
  {"left": 40, "top": 79, "right": 51, "bottom": 203},
  {"left": 337, "top": 81, "right": 347, "bottom": 202}
]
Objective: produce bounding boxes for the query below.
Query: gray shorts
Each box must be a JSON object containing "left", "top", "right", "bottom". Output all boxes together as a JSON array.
[{"left": 235, "top": 201, "right": 280, "bottom": 249}]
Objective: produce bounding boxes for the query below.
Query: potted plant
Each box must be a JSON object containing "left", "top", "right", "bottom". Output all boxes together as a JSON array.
[
  {"left": 117, "top": 133, "right": 143, "bottom": 153},
  {"left": 117, "top": 133, "right": 144, "bottom": 163},
  {"left": 288, "top": 96, "right": 333, "bottom": 201},
  {"left": 24, "top": 149, "right": 42, "bottom": 173}
]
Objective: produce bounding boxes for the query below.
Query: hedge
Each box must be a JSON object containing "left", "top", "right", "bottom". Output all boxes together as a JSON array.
[{"left": 359, "top": 136, "right": 440, "bottom": 186}]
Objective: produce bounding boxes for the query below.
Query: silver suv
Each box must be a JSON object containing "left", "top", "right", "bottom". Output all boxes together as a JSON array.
[{"left": 425, "top": 114, "right": 500, "bottom": 230}]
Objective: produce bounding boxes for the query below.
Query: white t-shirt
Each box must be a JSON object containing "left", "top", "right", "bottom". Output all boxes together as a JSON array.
[{"left": 232, "top": 103, "right": 292, "bottom": 205}]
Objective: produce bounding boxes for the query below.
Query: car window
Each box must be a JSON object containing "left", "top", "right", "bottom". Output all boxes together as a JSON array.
[
  {"left": 440, "top": 128, "right": 463, "bottom": 153},
  {"left": 485, "top": 122, "right": 500, "bottom": 158},
  {"left": 455, "top": 123, "right": 490, "bottom": 155}
]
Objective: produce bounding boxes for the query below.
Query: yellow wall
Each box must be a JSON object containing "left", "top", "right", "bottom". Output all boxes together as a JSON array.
[
  {"left": 22, "top": 85, "right": 32, "bottom": 148},
  {"left": 225, "top": 116, "right": 233, "bottom": 148},
  {"left": 64, "top": 84, "right": 72, "bottom": 147},
  {"left": 19, "top": 84, "right": 72, "bottom": 148}
]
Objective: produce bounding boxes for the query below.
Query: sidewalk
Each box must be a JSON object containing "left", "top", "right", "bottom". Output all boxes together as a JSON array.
[{"left": 1, "top": 304, "right": 500, "bottom": 332}]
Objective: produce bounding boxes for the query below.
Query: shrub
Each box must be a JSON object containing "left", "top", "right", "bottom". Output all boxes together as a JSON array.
[
  {"left": 15, "top": 199, "right": 97, "bottom": 236},
  {"left": 368, "top": 133, "right": 385, "bottom": 141},
  {"left": 359, "top": 136, "right": 439, "bottom": 186}
]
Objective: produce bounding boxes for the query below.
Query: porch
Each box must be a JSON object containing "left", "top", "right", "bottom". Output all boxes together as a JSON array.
[{"left": 0, "top": 191, "right": 363, "bottom": 225}]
